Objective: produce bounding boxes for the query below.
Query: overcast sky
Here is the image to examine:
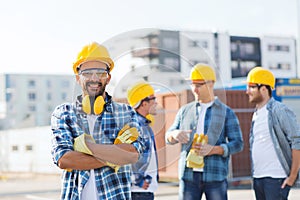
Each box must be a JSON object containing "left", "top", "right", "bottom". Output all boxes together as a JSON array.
[{"left": 0, "top": 0, "right": 299, "bottom": 74}]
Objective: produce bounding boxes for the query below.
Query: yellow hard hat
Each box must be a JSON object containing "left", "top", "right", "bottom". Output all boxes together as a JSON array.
[
  {"left": 127, "top": 81, "right": 155, "bottom": 108},
  {"left": 189, "top": 63, "right": 216, "bottom": 81},
  {"left": 246, "top": 67, "right": 275, "bottom": 89},
  {"left": 73, "top": 42, "right": 114, "bottom": 74}
]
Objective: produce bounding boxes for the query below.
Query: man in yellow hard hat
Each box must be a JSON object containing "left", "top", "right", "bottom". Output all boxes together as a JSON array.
[
  {"left": 50, "top": 42, "right": 144, "bottom": 200},
  {"left": 127, "top": 81, "right": 159, "bottom": 200},
  {"left": 166, "top": 63, "right": 244, "bottom": 200},
  {"left": 246, "top": 66, "right": 300, "bottom": 200}
]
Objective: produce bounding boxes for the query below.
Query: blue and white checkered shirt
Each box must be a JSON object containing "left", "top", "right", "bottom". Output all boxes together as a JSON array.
[{"left": 51, "top": 94, "right": 143, "bottom": 200}]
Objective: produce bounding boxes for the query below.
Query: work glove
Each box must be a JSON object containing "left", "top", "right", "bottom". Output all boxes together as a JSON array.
[
  {"left": 74, "top": 133, "right": 96, "bottom": 155},
  {"left": 186, "top": 133, "right": 208, "bottom": 168},
  {"left": 73, "top": 133, "right": 120, "bottom": 172},
  {"left": 114, "top": 125, "right": 139, "bottom": 144},
  {"left": 66, "top": 133, "right": 95, "bottom": 172},
  {"left": 106, "top": 124, "right": 140, "bottom": 172}
]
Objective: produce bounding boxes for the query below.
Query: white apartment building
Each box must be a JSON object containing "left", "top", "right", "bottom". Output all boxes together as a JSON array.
[
  {"left": 261, "top": 36, "right": 297, "bottom": 78},
  {"left": 180, "top": 31, "right": 217, "bottom": 77},
  {"left": 108, "top": 29, "right": 297, "bottom": 98},
  {"left": 0, "top": 73, "right": 75, "bottom": 130},
  {"left": 180, "top": 31, "right": 232, "bottom": 87}
]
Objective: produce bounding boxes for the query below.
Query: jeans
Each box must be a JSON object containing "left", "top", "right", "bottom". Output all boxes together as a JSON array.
[
  {"left": 180, "top": 172, "right": 228, "bottom": 200},
  {"left": 131, "top": 192, "right": 154, "bottom": 200},
  {"left": 253, "top": 177, "right": 291, "bottom": 200}
]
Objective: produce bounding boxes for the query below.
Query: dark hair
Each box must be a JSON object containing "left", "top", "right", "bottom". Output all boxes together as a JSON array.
[
  {"left": 265, "top": 85, "right": 272, "bottom": 97},
  {"left": 258, "top": 84, "right": 272, "bottom": 97},
  {"left": 106, "top": 65, "right": 110, "bottom": 75},
  {"left": 136, "top": 96, "right": 156, "bottom": 109}
]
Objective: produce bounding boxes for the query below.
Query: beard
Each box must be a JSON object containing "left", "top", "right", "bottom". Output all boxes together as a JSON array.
[
  {"left": 84, "top": 81, "right": 107, "bottom": 98},
  {"left": 249, "top": 93, "right": 263, "bottom": 104}
]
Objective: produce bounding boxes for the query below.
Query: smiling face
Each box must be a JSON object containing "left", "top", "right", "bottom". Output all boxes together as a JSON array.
[{"left": 76, "top": 61, "right": 111, "bottom": 97}]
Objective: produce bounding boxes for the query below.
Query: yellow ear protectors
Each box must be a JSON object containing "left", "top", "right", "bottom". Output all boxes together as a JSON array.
[
  {"left": 146, "top": 114, "right": 155, "bottom": 127},
  {"left": 82, "top": 95, "right": 105, "bottom": 115}
]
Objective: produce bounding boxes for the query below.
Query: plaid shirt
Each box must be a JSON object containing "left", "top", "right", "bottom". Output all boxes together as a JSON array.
[
  {"left": 166, "top": 98, "right": 244, "bottom": 182},
  {"left": 51, "top": 94, "right": 143, "bottom": 200}
]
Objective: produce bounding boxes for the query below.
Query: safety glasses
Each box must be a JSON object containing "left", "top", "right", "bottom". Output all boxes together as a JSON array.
[
  {"left": 79, "top": 68, "right": 108, "bottom": 79},
  {"left": 190, "top": 81, "right": 210, "bottom": 88},
  {"left": 247, "top": 84, "right": 263, "bottom": 90},
  {"left": 143, "top": 96, "right": 156, "bottom": 102}
]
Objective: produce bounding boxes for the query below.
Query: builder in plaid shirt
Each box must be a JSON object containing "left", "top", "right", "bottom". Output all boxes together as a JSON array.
[
  {"left": 166, "top": 63, "right": 244, "bottom": 200},
  {"left": 50, "top": 42, "right": 144, "bottom": 200}
]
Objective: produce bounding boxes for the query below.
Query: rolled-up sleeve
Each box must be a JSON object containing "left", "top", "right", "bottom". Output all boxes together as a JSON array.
[
  {"left": 277, "top": 105, "right": 300, "bottom": 150},
  {"left": 223, "top": 108, "right": 244, "bottom": 156},
  {"left": 50, "top": 104, "right": 76, "bottom": 165},
  {"left": 165, "top": 107, "right": 183, "bottom": 144}
]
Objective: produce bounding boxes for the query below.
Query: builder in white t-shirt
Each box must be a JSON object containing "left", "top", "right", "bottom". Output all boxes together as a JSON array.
[
  {"left": 127, "top": 81, "right": 159, "bottom": 200},
  {"left": 246, "top": 67, "right": 300, "bottom": 200}
]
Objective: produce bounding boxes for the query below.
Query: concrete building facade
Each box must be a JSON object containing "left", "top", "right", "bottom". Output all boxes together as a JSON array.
[
  {"left": 0, "top": 74, "right": 75, "bottom": 130},
  {"left": 107, "top": 29, "right": 297, "bottom": 98}
]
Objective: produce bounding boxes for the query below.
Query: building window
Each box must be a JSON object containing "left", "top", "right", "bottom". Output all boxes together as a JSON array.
[
  {"left": 269, "top": 62, "right": 291, "bottom": 70},
  {"left": 28, "top": 92, "right": 36, "bottom": 101},
  {"left": 231, "top": 60, "right": 258, "bottom": 78},
  {"left": 28, "top": 80, "right": 36, "bottom": 88},
  {"left": 6, "top": 93, "right": 12, "bottom": 102},
  {"left": 25, "top": 145, "right": 33, "bottom": 151},
  {"left": 240, "top": 43, "right": 255, "bottom": 56},
  {"left": 230, "top": 39, "right": 260, "bottom": 59},
  {"left": 11, "top": 145, "right": 18, "bottom": 151},
  {"left": 28, "top": 105, "right": 36, "bottom": 112},
  {"left": 6, "top": 76, "right": 16, "bottom": 88},
  {"left": 163, "top": 57, "right": 179, "bottom": 70},
  {"left": 46, "top": 80, "right": 52, "bottom": 88},
  {"left": 268, "top": 44, "right": 290, "bottom": 52},
  {"left": 231, "top": 43, "right": 238, "bottom": 53},
  {"left": 162, "top": 38, "right": 178, "bottom": 49},
  {"left": 47, "top": 93, "right": 52, "bottom": 101},
  {"left": 188, "top": 40, "right": 208, "bottom": 49}
]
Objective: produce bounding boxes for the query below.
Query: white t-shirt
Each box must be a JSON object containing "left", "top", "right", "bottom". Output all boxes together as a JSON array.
[
  {"left": 252, "top": 105, "right": 286, "bottom": 178},
  {"left": 193, "top": 101, "right": 213, "bottom": 172},
  {"left": 80, "top": 169, "right": 98, "bottom": 199},
  {"left": 131, "top": 141, "right": 158, "bottom": 193},
  {"left": 80, "top": 115, "right": 98, "bottom": 200}
]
